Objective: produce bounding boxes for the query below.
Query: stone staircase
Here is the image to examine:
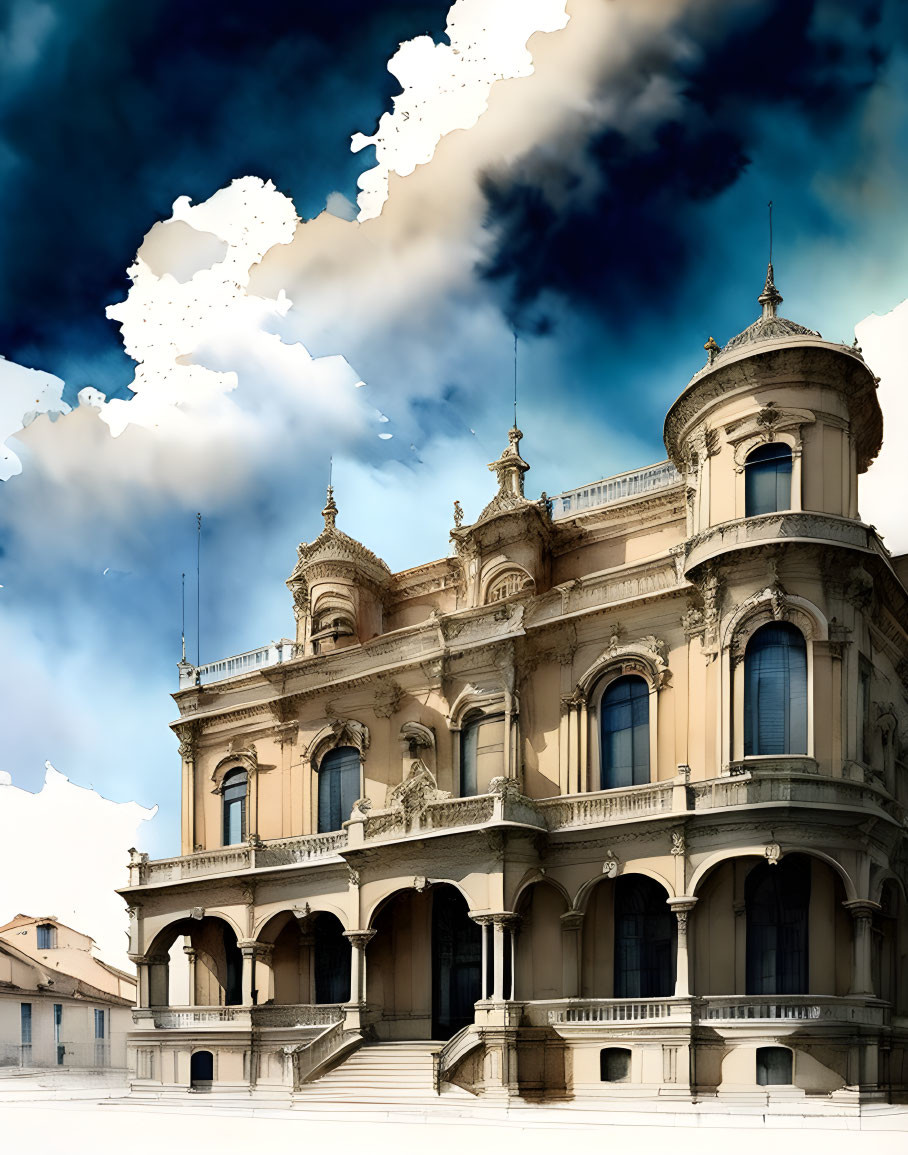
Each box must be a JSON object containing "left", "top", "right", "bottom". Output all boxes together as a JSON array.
[{"left": 296, "top": 1040, "right": 472, "bottom": 1104}]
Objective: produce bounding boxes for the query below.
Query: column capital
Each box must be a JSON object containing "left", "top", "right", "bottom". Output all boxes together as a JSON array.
[
  {"left": 668, "top": 897, "right": 698, "bottom": 914},
  {"left": 842, "top": 900, "right": 881, "bottom": 921},
  {"left": 560, "top": 910, "right": 584, "bottom": 931},
  {"left": 238, "top": 939, "right": 272, "bottom": 959},
  {"left": 490, "top": 911, "right": 521, "bottom": 930},
  {"left": 344, "top": 929, "right": 376, "bottom": 950}
]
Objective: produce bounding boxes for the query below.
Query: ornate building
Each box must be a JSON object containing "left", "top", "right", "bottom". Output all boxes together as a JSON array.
[{"left": 121, "top": 268, "right": 908, "bottom": 1109}]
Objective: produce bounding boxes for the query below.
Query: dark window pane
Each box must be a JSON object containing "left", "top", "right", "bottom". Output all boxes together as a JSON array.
[
  {"left": 601, "top": 676, "right": 649, "bottom": 789},
  {"left": 601, "top": 1048, "right": 631, "bottom": 1081},
  {"left": 745, "top": 443, "right": 792, "bottom": 516},
  {"left": 744, "top": 623, "right": 807, "bottom": 756},
  {"left": 222, "top": 770, "right": 247, "bottom": 845},
  {"left": 318, "top": 746, "right": 360, "bottom": 833},
  {"left": 757, "top": 1046, "right": 793, "bottom": 1085},
  {"left": 614, "top": 876, "right": 675, "bottom": 997},
  {"left": 746, "top": 856, "right": 810, "bottom": 995}
]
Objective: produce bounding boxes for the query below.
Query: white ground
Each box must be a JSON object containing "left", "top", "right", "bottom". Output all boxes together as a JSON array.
[{"left": 2, "top": 1082, "right": 908, "bottom": 1155}]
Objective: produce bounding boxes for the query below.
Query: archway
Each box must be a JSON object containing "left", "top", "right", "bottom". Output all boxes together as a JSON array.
[
  {"left": 367, "top": 883, "right": 481, "bottom": 1040},
  {"left": 190, "top": 1049, "right": 213, "bottom": 1089},
  {"left": 258, "top": 910, "right": 351, "bottom": 1005},
  {"left": 147, "top": 916, "right": 242, "bottom": 1007},
  {"left": 581, "top": 874, "right": 674, "bottom": 998}
]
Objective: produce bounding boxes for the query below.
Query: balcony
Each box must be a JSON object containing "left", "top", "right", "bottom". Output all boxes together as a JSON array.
[
  {"left": 525, "top": 996, "right": 889, "bottom": 1031},
  {"left": 179, "top": 639, "right": 296, "bottom": 689},
  {"left": 683, "top": 511, "right": 876, "bottom": 573},
  {"left": 551, "top": 460, "right": 681, "bottom": 520},
  {"left": 132, "top": 1004, "right": 346, "bottom": 1031},
  {"left": 128, "top": 764, "right": 901, "bottom": 889}
]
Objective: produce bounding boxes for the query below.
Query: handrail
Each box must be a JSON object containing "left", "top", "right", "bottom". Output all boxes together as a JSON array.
[{"left": 433, "top": 1024, "right": 481, "bottom": 1093}]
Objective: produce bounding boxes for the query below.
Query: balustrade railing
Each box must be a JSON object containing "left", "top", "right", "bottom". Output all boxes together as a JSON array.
[
  {"left": 702, "top": 996, "right": 889, "bottom": 1028},
  {"left": 552, "top": 461, "right": 680, "bottom": 520},
  {"left": 251, "top": 1004, "right": 345, "bottom": 1029},
  {"left": 538, "top": 782, "right": 674, "bottom": 830},
  {"left": 537, "top": 998, "right": 687, "bottom": 1026},
  {"left": 144, "top": 1006, "right": 249, "bottom": 1029},
  {"left": 292, "top": 1019, "right": 353, "bottom": 1088}
]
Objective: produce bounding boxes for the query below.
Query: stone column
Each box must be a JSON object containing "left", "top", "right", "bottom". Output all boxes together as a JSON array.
[
  {"left": 255, "top": 944, "right": 274, "bottom": 1005},
  {"left": 176, "top": 724, "right": 197, "bottom": 855},
  {"left": 471, "top": 916, "right": 492, "bottom": 1000},
  {"left": 490, "top": 914, "right": 520, "bottom": 1001},
  {"left": 844, "top": 901, "right": 881, "bottom": 997},
  {"left": 129, "top": 954, "right": 150, "bottom": 1008},
  {"left": 344, "top": 930, "right": 376, "bottom": 1005},
  {"left": 239, "top": 943, "right": 255, "bottom": 1006},
  {"left": 183, "top": 946, "right": 197, "bottom": 1006},
  {"left": 560, "top": 911, "right": 584, "bottom": 999},
  {"left": 146, "top": 954, "right": 169, "bottom": 1007},
  {"left": 668, "top": 898, "right": 697, "bottom": 998}
]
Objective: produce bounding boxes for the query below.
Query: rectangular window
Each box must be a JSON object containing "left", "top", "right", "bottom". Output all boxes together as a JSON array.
[
  {"left": 94, "top": 1009, "right": 106, "bottom": 1039},
  {"left": 37, "top": 924, "right": 56, "bottom": 949},
  {"left": 460, "top": 715, "right": 505, "bottom": 797},
  {"left": 54, "top": 1003, "right": 64, "bottom": 1065},
  {"left": 19, "top": 1002, "right": 31, "bottom": 1062}
]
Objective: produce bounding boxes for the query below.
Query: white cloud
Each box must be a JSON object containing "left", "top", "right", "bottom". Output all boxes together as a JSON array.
[
  {"left": 856, "top": 297, "right": 908, "bottom": 556},
  {"left": 0, "top": 764, "right": 156, "bottom": 968},
  {"left": 0, "top": 355, "right": 69, "bottom": 479}
]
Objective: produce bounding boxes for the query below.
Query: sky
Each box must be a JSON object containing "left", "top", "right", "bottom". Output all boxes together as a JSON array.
[{"left": 2, "top": 0, "right": 908, "bottom": 887}]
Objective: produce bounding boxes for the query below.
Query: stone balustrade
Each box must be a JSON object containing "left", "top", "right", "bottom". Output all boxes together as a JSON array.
[
  {"left": 538, "top": 782, "right": 675, "bottom": 830},
  {"left": 134, "top": 1006, "right": 251, "bottom": 1030},
  {"left": 531, "top": 998, "right": 690, "bottom": 1027},
  {"left": 251, "top": 1004, "right": 345, "bottom": 1028},
  {"left": 683, "top": 510, "right": 876, "bottom": 573},
  {"left": 701, "top": 996, "right": 890, "bottom": 1028},
  {"left": 130, "top": 766, "right": 901, "bottom": 889}
]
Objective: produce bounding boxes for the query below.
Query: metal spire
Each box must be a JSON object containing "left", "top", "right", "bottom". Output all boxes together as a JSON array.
[{"left": 758, "top": 201, "right": 782, "bottom": 320}]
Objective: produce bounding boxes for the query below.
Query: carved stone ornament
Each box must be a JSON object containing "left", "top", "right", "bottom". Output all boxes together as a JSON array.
[
  {"left": 373, "top": 681, "right": 403, "bottom": 719},
  {"left": 385, "top": 763, "right": 451, "bottom": 826},
  {"left": 413, "top": 876, "right": 429, "bottom": 893},
  {"left": 175, "top": 722, "right": 197, "bottom": 762},
  {"left": 602, "top": 852, "right": 620, "bottom": 879},
  {"left": 189, "top": 907, "right": 205, "bottom": 921},
  {"left": 346, "top": 866, "right": 361, "bottom": 888},
  {"left": 682, "top": 603, "right": 706, "bottom": 641},
  {"left": 350, "top": 796, "right": 373, "bottom": 820},
  {"left": 305, "top": 718, "right": 370, "bottom": 768},
  {"left": 764, "top": 843, "right": 781, "bottom": 867},
  {"left": 578, "top": 632, "right": 671, "bottom": 693},
  {"left": 400, "top": 721, "right": 435, "bottom": 760},
  {"left": 845, "top": 565, "right": 874, "bottom": 611},
  {"left": 670, "top": 831, "right": 686, "bottom": 856},
  {"left": 293, "top": 903, "right": 312, "bottom": 923}
]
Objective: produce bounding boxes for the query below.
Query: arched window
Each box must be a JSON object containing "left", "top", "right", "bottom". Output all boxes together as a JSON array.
[
  {"left": 317, "top": 746, "right": 360, "bottom": 833},
  {"left": 746, "top": 855, "right": 810, "bottom": 995},
  {"left": 460, "top": 712, "right": 505, "bottom": 797},
  {"left": 745, "top": 442, "right": 792, "bottom": 516},
  {"left": 743, "top": 623, "right": 807, "bottom": 756},
  {"left": 613, "top": 876, "right": 675, "bottom": 998},
  {"left": 600, "top": 676, "right": 649, "bottom": 789},
  {"left": 222, "top": 769, "right": 247, "bottom": 846},
  {"left": 190, "top": 1049, "right": 213, "bottom": 1089}
]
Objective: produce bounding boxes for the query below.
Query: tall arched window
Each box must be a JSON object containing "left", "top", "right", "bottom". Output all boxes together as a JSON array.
[
  {"left": 746, "top": 855, "right": 810, "bottom": 995},
  {"left": 460, "top": 712, "right": 505, "bottom": 796},
  {"left": 600, "top": 676, "right": 649, "bottom": 789},
  {"left": 317, "top": 746, "right": 360, "bottom": 833},
  {"left": 613, "top": 875, "right": 675, "bottom": 998},
  {"left": 743, "top": 623, "right": 808, "bottom": 756},
  {"left": 222, "top": 769, "right": 247, "bottom": 845},
  {"left": 745, "top": 442, "right": 792, "bottom": 516}
]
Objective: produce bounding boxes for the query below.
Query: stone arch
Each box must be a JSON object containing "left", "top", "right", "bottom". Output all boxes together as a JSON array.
[
  {"left": 210, "top": 750, "right": 258, "bottom": 794},
  {"left": 146, "top": 913, "right": 244, "bottom": 1008},
  {"left": 254, "top": 908, "right": 350, "bottom": 1006},
  {"left": 688, "top": 846, "right": 857, "bottom": 903},
  {"left": 511, "top": 870, "right": 571, "bottom": 913},
  {"left": 724, "top": 590, "right": 828, "bottom": 658},
  {"left": 253, "top": 902, "right": 350, "bottom": 941},
  {"left": 303, "top": 719, "right": 370, "bottom": 769},
  {"left": 481, "top": 561, "right": 535, "bottom": 604},
  {"left": 146, "top": 910, "right": 244, "bottom": 957},
  {"left": 573, "top": 865, "right": 675, "bottom": 914},
  {"left": 365, "top": 876, "right": 479, "bottom": 930}
]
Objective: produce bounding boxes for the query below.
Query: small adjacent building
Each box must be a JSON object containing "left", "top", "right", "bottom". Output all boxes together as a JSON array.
[
  {"left": 120, "top": 268, "right": 908, "bottom": 1108},
  {"left": 0, "top": 915, "right": 136, "bottom": 1070}
]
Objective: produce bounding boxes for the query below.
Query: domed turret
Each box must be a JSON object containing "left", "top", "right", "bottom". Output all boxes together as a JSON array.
[
  {"left": 664, "top": 264, "right": 882, "bottom": 557},
  {"left": 287, "top": 485, "right": 391, "bottom": 654}
]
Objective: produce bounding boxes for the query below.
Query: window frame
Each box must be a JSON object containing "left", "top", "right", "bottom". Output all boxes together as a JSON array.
[
  {"left": 316, "top": 745, "right": 363, "bottom": 833},
  {"left": 36, "top": 923, "right": 56, "bottom": 950},
  {"left": 743, "top": 441, "right": 793, "bottom": 518},
  {"left": 743, "top": 621, "right": 809, "bottom": 757},
  {"left": 221, "top": 768, "right": 248, "bottom": 846},
  {"left": 448, "top": 688, "right": 513, "bottom": 797},
  {"left": 587, "top": 666, "right": 658, "bottom": 792}
]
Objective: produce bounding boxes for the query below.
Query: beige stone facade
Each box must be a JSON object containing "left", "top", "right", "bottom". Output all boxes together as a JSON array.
[
  {"left": 120, "top": 269, "right": 908, "bottom": 1107},
  {"left": 0, "top": 915, "right": 135, "bottom": 1070}
]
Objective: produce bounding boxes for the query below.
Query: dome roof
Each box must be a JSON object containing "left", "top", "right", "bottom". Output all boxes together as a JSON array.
[
  {"left": 723, "top": 313, "right": 820, "bottom": 353},
  {"left": 719, "top": 263, "right": 820, "bottom": 356}
]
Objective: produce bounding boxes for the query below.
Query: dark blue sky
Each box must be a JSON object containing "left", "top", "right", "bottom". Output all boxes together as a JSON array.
[{"left": 2, "top": 0, "right": 907, "bottom": 854}]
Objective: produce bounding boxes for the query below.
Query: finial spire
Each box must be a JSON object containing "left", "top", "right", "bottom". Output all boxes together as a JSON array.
[
  {"left": 758, "top": 200, "right": 782, "bottom": 320},
  {"left": 513, "top": 331, "right": 518, "bottom": 428}
]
